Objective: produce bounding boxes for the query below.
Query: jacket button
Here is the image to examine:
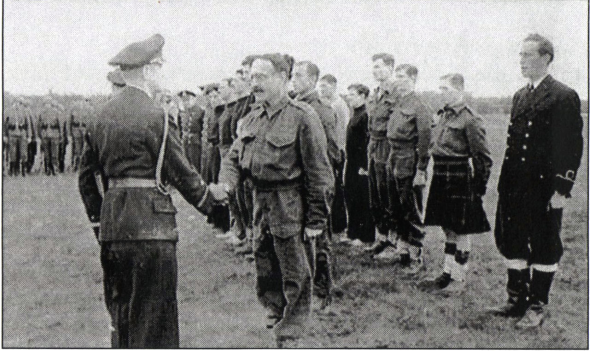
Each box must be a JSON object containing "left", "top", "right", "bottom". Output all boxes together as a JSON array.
[
  {"left": 522, "top": 145, "right": 527, "bottom": 150},
  {"left": 540, "top": 175, "right": 544, "bottom": 179},
  {"left": 525, "top": 133, "right": 529, "bottom": 138},
  {"left": 528, "top": 121, "right": 533, "bottom": 126},
  {"left": 505, "top": 156, "right": 509, "bottom": 160},
  {"left": 521, "top": 157, "right": 526, "bottom": 162}
]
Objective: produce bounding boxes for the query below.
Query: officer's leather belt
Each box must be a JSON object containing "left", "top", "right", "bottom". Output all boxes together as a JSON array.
[
  {"left": 249, "top": 177, "right": 302, "bottom": 191},
  {"left": 432, "top": 155, "right": 469, "bottom": 165},
  {"left": 108, "top": 177, "right": 156, "bottom": 188}
]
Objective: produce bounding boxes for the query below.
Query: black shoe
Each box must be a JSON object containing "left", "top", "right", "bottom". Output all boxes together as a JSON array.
[
  {"left": 364, "top": 240, "right": 392, "bottom": 255},
  {"left": 266, "top": 313, "right": 282, "bottom": 329}
]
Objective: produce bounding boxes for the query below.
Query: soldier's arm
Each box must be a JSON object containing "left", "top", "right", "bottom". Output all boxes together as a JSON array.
[
  {"left": 415, "top": 103, "right": 433, "bottom": 172},
  {"left": 155, "top": 116, "right": 215, "bottom": 215},
  {"left": 78, "top": 129, "right": 102, "bottom": 232},
  {"left": 300, "top": 109, "right": 335, "bottom": 230},
  {"left": 551, "top": 89, "right": 584, "bottom": 197},
  {"left": 218, "top": 138, "right": 243, "bottom": 192},
  {"left": 465, "top": 113, "right": 493, "bottom": 195}
]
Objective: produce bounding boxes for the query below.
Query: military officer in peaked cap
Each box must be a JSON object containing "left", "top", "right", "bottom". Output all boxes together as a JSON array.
[{"left": 78, "top": 34, "right": 228, "bottom": 348}]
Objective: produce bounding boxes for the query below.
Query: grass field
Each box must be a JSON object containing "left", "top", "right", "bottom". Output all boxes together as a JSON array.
[{"left": 2, "top": 114, "right": 588, "bottom": 348}]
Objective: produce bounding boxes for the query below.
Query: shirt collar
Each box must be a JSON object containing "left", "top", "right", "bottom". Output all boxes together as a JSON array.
[
  {"left": 530, "top": 73, "right": 549, "bottom": 90},
  {"left": 442, "top": 99, "right": 467, "bottom": 115},
  {"left": 261, "top": 96, "right": 290, "bottom": 119},
  {"left": 296, "top": 89, "right": 318, "bottom": 102}
]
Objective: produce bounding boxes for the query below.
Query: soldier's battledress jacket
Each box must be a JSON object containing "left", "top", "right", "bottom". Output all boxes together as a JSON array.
[
  {"left": 38, "top": 105, "right": 64, "bottom": 140},
  {"left": 219, "top": 96, "right": 335, "bottom": 236},
  {"left": 368, "top": 87, "right": 398, "bottom": 164},
  {"left": 230, "top": 94, "right": 255, "bottom": 141},
  {"left": 295, "top": 90, "right": 341, "bottom": 167},
  {"left": 4, "top": 104, "right": 33, "bottom": 139},
  {"left": 386, "top": 91, "right": 433, "bottom": 178},
  {"left": 78, "top": 86, "right": 215, "bottom": 242}
]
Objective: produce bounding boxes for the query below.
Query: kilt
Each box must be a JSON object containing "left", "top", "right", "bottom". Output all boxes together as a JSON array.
[{"left": 424, "top": 156, "right": 490, "bottom": 234}]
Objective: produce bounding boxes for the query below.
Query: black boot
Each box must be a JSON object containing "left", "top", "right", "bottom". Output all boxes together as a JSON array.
[
  {"left": 21, "top": 161, "right": 26, "bottom": 177},
  {"left": 487, "top": 268, "right": 530, "bottom": 317},
  {"left": 516, "top": 269, "right": 554, "bottom": 329}
]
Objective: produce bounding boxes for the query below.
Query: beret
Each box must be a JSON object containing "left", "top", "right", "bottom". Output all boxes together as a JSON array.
[
  {"left": 178, "top": 90, "right": 196, "bottom": 98},
  {"left": 109, "top": 34, "right": 165, "bottom": 69},
  {"left": 256, "top": 53, "right": 295, "bottom": 79},
  {"left": 106, "top": 69, "right": 126, "bottom": 86}
]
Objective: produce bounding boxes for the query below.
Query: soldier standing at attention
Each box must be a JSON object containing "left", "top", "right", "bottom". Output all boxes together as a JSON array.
[
  {"left": 78, "top": 34, "right": 228, "bottom": 348},
  {"left": 38, "top": 98, "right": 63, "bottom": 176},
  {"left": 219, "top": 53, "right": 334, "bottom": 347},
  {"left": 382, "top": 64, "right": 433, "bottom": 273},
  {"left": 179, "top": 90, "right": 205, "bottom": 173},
  {"left": 291, "top": 60, "right": 339, "bottom": 309},
  {"left": 421, "top": 73, "right": 492, "bottom": 295},
  {"left": 363, "top": 53, "right": 399, "bottom": 256},
  {"left": 4, "top": 98, "right": 33, "bottom": 176},
  {"left": 489, "top": 34, "right": 583, "bottom": 329}
]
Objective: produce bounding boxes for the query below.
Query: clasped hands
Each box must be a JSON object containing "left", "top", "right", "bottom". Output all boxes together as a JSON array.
[{"left": 208, "top": 183, "right": 231, "bottom": 204}]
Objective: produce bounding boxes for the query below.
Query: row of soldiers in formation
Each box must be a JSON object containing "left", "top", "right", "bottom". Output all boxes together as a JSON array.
[
  {"left": 2, "top": 97, "right": 94, "bottom": 176},
  {"left": 78, "top": 33, "right": 583, "bottom": 347}
]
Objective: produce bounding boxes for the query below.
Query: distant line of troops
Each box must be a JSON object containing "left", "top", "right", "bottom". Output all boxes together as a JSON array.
[
  {"left": 76, "top": 32, "right": 583, "bottom": 348},
  {"left": 3, "top": 97, "right": 94, "bottom": 176}
]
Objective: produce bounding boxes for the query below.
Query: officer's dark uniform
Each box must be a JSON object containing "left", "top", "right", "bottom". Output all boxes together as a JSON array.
[
  {"left": 367, "top": 86, "right": 398, "bottom": 236},
  {"left": 78, "top": 34, "right": 215, "bottom": 348},
  {"left": 219, "top": 94, "right": 334, "bottom": 340},
  {"left": 218, "top": 99, "right": 238, "bottom": 159},
  {"left": 494, "top": 75, "right": 583, "bottom": 316},
  {"left": 295, "top": 89, "right": 339, "bottom": 300},
  {"left": 4, "top": 100, "right": 33, "bottom": 176},
  {"left": 386, "top": 91, "right": 432, "bottom": 252},
  {"left": 38, "top": 101, "right": 64, "bottom": 176}
]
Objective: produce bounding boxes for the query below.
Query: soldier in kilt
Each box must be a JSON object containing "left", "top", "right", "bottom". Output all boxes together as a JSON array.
[{"left": 422, "top": 73, "right": 492, "bottom": 296}]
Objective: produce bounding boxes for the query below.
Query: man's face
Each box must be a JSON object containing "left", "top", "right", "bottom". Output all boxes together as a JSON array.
[
  {"left": 233, "top": 73, "right": 250, "bottom": 95},
  {"left": 206, "top": 90, "right": 222, "bottom": 106},
  {"left": 372, "top": 58, "right": 394, "bottom": 82},
  {"left": 346, "top": 88, "right": 365, "bottom": 108},
  {"left": 250, "top": 59, "right": 285, "bottom": 103},
  {"left": 182, "top": 95, "right": 195, "bottom": 108},
  {"left": 241, "top": 64, "right": 251, "bottom": 83},
  {"left": 520, "top": 40, "right": 550, "bottom": 80},
  {"left": 439, "top": 79, "right": 462, "bottom": 106},
  {"left": 317, "top": 80, "right": 337, "bottom": 99},
  {"left": 218, "top": 81, "right": 234, "bottom": 102},
  {"left": 291, "top": 64, "right": 315, "bottom": 95},
  {"left": 394, "top": 70, "right": 415, "bottom": 95}
]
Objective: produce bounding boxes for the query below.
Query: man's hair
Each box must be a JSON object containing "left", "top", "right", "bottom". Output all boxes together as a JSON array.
[
  {"left": 347, "top": 83, "right": 370, "bottom": 98},
  {"left": 524, "top": 33, "right": 554, "bottom": 63},
  {"left": 371, "top": 53, "right": 395, "bottom": 67},
  {"left": 236, "top": 68, "right": 244, "bottom": 75},
  {"left": 241, "top": 55, "right": 258, "bottom": 67},
  {"left": 319, "top": 74, "right": 337, "bottom": 85},
  {"left": 395, "top": 64, "right": 418, "bottom": 81},
  {"left": 295, "top": 61, "right": 320, "bottom": 82},
  {"left": 440, "top": 73, "right": 465, "bottom": 91},
  {"left": 256, "top": 53, "right": 295, "bottom": 79}
]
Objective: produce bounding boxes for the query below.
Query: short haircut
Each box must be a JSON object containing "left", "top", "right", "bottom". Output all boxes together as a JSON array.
[
  {"left": 241, "top": 55, "right": 258, "bottom": 67},
  {"left": 295, "top": 61, "right": 320, "bottom": 81},
  {"left": 371, "top": 53, "right": 395, "bottom": 67},
  {"left": 256, "top": 53, "right": 295, "bottom": 79},
  {"left": 524, "top": 33, "right": 554, "bottom": 63},
  {"left": 395, "top": 64, "right": 418, "bottom": 81},
  {"left": 204, "top": 83, "right": 220, "bottom": 95},
  {"left": 320, "top": 74, "right": 337, "bottom": 85},
  {"left": 440, "top": 73, "right": 465, "bottom": 91},
  {"left": 347, "top": 83, "right": 370, "bottom": 98},
  {"left": 236, "top": 69, "right": 244, "bottom": 75}
]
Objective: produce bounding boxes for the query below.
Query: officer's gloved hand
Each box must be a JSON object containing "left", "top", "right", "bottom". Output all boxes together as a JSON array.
[
  {"left": 304, "top": 228, "right": 323, "bottom": 241},
  {"left": 550, "top": 192, "right": 567, "bottom": 209},
  {"left": 209, "top": 183, "right": 230, "bottom": 204},
  {"left": 413, "top": 170, "right": 427, "bottom": 188}
]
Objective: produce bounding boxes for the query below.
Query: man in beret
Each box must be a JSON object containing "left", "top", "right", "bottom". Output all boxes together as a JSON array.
[
  {"left": 4, "top": 98, "right": 34, "bottom": 176},
  {"left": 219, "top": 53, "right": 334, "bottom": 347},
  {"left": 78, "top": 34, "right": 228, "bottom": 348}
]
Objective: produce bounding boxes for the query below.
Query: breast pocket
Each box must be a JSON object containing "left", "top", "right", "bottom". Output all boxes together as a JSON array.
[
  {"left": 264, "top": 132, "right": 298, "bottom": 171},
  {"left": 441, "top": 121, "right": 466, "bottom": 154}
]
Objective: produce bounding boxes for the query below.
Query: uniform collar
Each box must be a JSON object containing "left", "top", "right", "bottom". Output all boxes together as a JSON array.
[
  {"left": 296, "top": 89, "right": 319, "bottom": 103},
  {"left": 253, "top": 96, "right": 290, "bottom": 119},
  {"left": 440, "top": 100, "right": 467, "bottom": 115},
  {"left": 530, "top": 73, "right": 549, "bottom": 90}
]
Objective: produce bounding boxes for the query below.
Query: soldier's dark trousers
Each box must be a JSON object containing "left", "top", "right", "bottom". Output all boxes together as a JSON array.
[
  {"left": 331, "top": 160, "right": 347, "bottom": 234},
  {"left": 42, "top": 137, "right": 60, "bottom": 175},
  {"left": 304, "top": 230, "right": 332, "bottom": 298},
  {"left": 368, "top": 158, "right": 390, "bottom": 235},
  {"left": 100, "top": 241, "right": 179, "bottom": 348},
  {"left": 387, "top": 175, "right": 425, "bottom": 247},
  {"left": 254, "top": 225, "right": 311, "bottom": 339}
]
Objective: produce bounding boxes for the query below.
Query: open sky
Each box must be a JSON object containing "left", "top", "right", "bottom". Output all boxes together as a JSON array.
[{"left": 3, "top": 0, "right": 588, "bottom": 97}]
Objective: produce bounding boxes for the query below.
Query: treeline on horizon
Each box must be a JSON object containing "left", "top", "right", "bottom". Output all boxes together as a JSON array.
[{"left": 3, "top": 91, "right": 589, "bottom": 118}]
